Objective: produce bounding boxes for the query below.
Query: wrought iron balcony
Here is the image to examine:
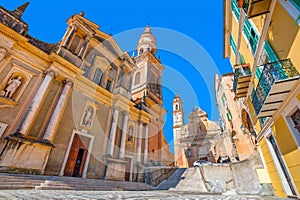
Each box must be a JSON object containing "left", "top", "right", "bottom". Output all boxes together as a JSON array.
[
  {"left": 233, "top": 64, "right": 251, "bottom": 98},
  {"left": 252, "top": 59, "right": 300, "bottom": 118}
]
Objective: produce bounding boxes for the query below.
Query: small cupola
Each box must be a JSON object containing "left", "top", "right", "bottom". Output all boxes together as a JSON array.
[{"left": 136, "top": 25, "right": 157, "bottom": 55}]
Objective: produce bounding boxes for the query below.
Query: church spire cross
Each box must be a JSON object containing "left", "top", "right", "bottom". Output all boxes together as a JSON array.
[{"left": 13, "top": 2, "right": 30, "bottom": 18}]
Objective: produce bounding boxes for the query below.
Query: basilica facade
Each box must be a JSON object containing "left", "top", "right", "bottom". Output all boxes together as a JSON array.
[
  {"left": 0, "top": 3, "right": 173, "bottom": 181},
  {"left": 173, "top": 94, "right": 221, "bottom": 168},
  {"left": 172, "top": 94, "right": 230, "bottom": 168}
]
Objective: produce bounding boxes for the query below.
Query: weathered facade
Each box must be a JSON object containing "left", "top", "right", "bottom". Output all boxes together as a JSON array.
[
  {"left": 0, "top": 3, "right": 172, "bottom": 182},
  {"left": 214, "top": 73, "right": 256, "bottom": 161},
  {"left": 172, "top": 94, "right": 223, "bottom": 168}
]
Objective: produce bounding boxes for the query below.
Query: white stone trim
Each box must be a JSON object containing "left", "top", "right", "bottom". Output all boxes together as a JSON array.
[
  {"left": 59, "top": 129, "right": 94, "bottom": 178},
  {"left": 264, "top": 130, "right": 298, "bottom": 196},
  {"left": 282, "top": 98, "right": 300, "bottom": 147}
]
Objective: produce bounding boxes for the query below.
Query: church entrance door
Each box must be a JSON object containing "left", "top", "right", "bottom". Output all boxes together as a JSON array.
[{"left": 64, "top": 134, "right": 89, "bottom": 177}]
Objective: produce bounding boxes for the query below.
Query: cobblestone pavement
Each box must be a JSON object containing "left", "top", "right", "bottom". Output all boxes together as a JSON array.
[{"left": 0, "top": 190, "right": 284, "bottom": 200}]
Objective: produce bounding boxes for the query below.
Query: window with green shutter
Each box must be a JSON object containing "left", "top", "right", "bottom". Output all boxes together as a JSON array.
[
  {"left": 244, "top": 19, "right": 259, "bottom": 54},
  {"left": 222, "top": 94, "right": 226, "bottom": 106},
  {"left": 231, "top": 0, "right": 240, "bottom": 20},
  {"left": 226, "top": 112, "right": 232, "bottom": 121}
]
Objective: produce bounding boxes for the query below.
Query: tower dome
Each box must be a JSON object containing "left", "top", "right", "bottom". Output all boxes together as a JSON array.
[
  {"left": 137, "top": 25, "right": 157, "bottom": 55},
  {"left": 173, "top": 93, "right": 182, "bottom": 103}
]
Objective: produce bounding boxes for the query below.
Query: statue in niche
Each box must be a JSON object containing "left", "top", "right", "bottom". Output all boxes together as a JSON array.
[
  {"left": 82, "top": 107, "right": 93, "bottom": 126},
  {"left": 3, "top": 76, "right": 22, "bottom": 99}
]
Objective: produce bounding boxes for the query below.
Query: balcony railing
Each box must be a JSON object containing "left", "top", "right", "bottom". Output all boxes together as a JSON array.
[
  {"left": 233, "top": 64, "right": 251, "bottom": 98},
  {"left": 252, "top": 59, "right": 300, "bottom": 118}
]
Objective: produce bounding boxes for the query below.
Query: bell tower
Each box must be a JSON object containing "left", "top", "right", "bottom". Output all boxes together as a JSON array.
[
  {"left": 173, "top": 94, "right": 184, "bottom": 128},
  {"left": 131, "top": 25, "right": 163, "bottom": 105},
  {"left": 173, "top": 94, "right": 184, "bottom": 166},
  {"left": 131, "top": 25, "right": 166, "bottom": 164}
]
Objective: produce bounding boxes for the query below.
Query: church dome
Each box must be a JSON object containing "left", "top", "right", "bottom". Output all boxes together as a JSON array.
[{"left": 137, "top": 25, "right": 157, "bottom": 55}]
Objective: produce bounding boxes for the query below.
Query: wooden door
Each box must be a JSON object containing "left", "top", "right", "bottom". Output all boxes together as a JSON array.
[{"left": 64, "top": 134, "right": 89, "bottom": 177}]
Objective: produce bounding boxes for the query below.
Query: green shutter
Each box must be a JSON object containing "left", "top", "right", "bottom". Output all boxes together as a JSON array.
[
  {"left": 226, "top": 113, "right": 232, "bottom": 121},
  {"left": 222, "top": 96, "right": 226, "bottom": 106},
  {"left": 255, "top": 66, "right": 263, "bottom": 80},
  {"left": 244, "top": 19, "right": 259, "bottom": 53},
  {"left": 230, "top": 34, "right": 237, "bottom": 54},
  {"left": 231, "top": 0, "right": 240, "bottom": 20},
  {"left": 239, "top": 52, "right": 245, "bottom": 63},
  {"left": 264, "top": 41, "right": 279, "bottom": 63}
]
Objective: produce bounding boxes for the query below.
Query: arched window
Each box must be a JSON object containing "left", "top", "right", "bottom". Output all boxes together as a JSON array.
[
  {"left": 175, "top": 104, "right": 178, "bottom": 110},
  {"left": 93, "top": 68, "right": 103, "bottom": 85},
  {"left": 134, "top": 72, "right": 141, "bottom": 85}
]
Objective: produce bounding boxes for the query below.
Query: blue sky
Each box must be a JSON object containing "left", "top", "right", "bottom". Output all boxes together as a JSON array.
[{"left": 1, "top": 1, "right": 231, "bottom": 152}]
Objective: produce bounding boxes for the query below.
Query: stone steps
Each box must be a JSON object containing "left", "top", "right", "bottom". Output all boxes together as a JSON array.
[
  {"left": 35, "top": 185, "right": 123, "bottom": 191},
  {"left": 172, "top": 168, "right": 207, "bottom": 192},
  {"left": 0, "top": 181, "right": 43, "bottom": 186},
  {"left": 0, "top": 185, "right": 36, "bottom": 190},
  {"left": 156, "top": 168, "right": 208, "bottom": 192},
  {"left": 0, "top": 173, "right": 154, "bottom": 191}
]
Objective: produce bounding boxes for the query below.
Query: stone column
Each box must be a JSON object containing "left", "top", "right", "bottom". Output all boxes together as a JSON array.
[
  {"left": 119, "top": 111, "right": 129, "bottom": 159},
  {"left": 143, "top": 124, "right": 149, "bottom": 164},
  {"left": 42, "top": 79, "right": 73, "bottom": 144},
  {"left": 62, "top": 26, "right": 75, "bottom": 47},
  {"left": 14, "top": 70, "right": 56, "bottom": 137},
  {"left": 136, "top": 122, "right": 142, "bottom": 162},
  {"left": 107, "top": 106, "right": 120, "bottom": 156}
]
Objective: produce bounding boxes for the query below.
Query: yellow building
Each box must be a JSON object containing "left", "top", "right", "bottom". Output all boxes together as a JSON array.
[
  {"left": 0, "top": 3, "right": 173, "bottom": 182},
  {"left": 224, "top": 0, "right": 300, "bottom": 197}
]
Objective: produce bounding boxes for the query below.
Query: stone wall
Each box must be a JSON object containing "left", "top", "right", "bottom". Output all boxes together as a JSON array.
[
  {"left": 0, "top": 138, "right": 51, "bottom": 174},
  {"left": 199, "top": 152, "right": 274, "bottom": 195}
]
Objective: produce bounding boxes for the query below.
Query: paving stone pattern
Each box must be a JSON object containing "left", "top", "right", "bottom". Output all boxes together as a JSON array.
[{"left": 0, "top": 190, "right": 283, "bottom": 200}]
